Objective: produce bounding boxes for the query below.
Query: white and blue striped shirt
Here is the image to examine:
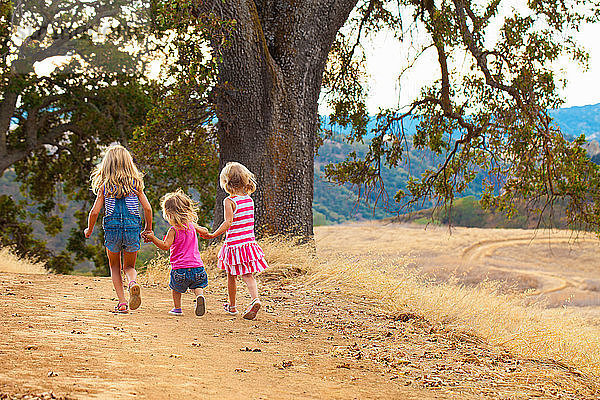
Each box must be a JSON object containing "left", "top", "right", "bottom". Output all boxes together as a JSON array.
[{"left": 105, "top": 193, "right": 140, "bottom": 216}]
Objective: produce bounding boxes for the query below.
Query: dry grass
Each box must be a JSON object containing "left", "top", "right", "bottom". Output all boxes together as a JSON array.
[
  {"left": 0, "top": 247, "right": 47, "bottom": 274},
  {"left": 308, "top": 255, "right": 600, "bottom": 379}
]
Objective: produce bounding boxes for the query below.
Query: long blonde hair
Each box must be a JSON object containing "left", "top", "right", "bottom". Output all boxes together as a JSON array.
[
  {"left": 219, "top": 162, "right": 257, "bottom": 195},
  {"left": 161, "top": 189, "right": 198, "bottom": 229},
  {"left": 91, "top": 145, "right": 144, "bottom": 198}
]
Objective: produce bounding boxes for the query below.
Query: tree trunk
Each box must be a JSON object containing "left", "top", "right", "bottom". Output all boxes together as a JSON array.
[
  {"left": 0, "top": 89, "right": 18, "bottom": 173},
  {"left": 205, "top": 0, "right": 358, "bottom": 237}
]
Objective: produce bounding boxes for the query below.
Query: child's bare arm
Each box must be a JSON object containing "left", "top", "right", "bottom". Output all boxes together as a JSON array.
[
  {"left": 145, "top": 228, "right": 175, "bottom": 251},
  {"left": 207, "top": 198, "right": 235, "bottom": 239},
  {"left": 84, "top": 192, "right": 105, "bottom": 238},
  {"left": 192, "top": 223, "right": 210, "bottom": 238},
  {"left": 136, "top": 189, "right": 153, "bottom": 233}
]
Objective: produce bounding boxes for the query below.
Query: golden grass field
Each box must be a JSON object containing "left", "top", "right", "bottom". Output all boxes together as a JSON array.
[
  {"left": 314, "top": 223, "right": 600, "bottom": 377},
  {"left": 0, "top": 248, "right": 47, "bottom": 275}
]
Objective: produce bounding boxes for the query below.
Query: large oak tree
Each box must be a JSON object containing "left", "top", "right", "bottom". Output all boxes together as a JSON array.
[
  {"left": 186, "top": 0, "right": 600, "bottom": 235},
  {"left": 0, "top": 0, "right": 157, "bottom": 272},
  {"left": 191, "top": 0, "right": 360, "bottom": 237}
]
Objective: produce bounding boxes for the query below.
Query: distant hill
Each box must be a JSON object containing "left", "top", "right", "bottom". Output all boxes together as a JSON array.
[
  {"left": 314, "top": 103, "right": 600, "bottom": 225},
  {"left": 388, "top": 195, "right": 574, "bottom": 230},
  {"left": 549, "top": 103, "right": 600, "bottom": 140},
  {"left": 313, "top": 134, "right": 486, "bottom": 225}
]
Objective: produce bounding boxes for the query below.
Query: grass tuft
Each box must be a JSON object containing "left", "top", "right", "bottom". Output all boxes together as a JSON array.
[
  {"left": 0, "top": 247, "right": 47, "bottom": 274},
  {"left": 140, "top": 236, "right": 316, "bottom": 286}
]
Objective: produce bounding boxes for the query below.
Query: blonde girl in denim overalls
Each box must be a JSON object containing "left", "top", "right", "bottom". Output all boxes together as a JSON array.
[{"left": 84, "top": 145, "right": 153, "bottom": 313}]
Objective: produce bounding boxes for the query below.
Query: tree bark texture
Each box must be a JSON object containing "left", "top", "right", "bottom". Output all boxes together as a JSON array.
[{"left": 201, "top": 0, "right": 358, "bottom": 237}]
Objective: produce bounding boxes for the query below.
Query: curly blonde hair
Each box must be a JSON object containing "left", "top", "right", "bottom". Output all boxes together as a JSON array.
[
  {"left": 91, "top": 145, "right": 144, "bottom": 198},
  {"left": 161, "top": 189, "right": 198, "bottom": 229},
  {"left": 219, "top": 162, "right": 257, "bottom": 195}
]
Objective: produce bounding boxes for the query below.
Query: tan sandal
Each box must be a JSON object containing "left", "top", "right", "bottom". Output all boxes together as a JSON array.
[
  {"left": 243, "top": 298, "right": 261, "bottom": 320},
  {"left": 128, "top": 281, "right": 141, "bottom": 310}
]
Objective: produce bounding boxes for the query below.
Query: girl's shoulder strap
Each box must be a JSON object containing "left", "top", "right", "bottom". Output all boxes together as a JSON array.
[{"left": 223, "top": 195, "right": 237, "bottom": 211}]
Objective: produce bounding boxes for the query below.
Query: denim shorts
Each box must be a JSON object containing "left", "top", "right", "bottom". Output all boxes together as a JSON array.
[
  {"left": 169, "top": 267, "right": 208, "bottom": 293},
  {"left": 103, "top": 218, "right": 142, "bottom": 253}
]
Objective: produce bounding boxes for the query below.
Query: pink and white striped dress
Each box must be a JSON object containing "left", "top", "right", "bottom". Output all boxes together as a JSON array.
[{"left": 217, "top": 195, "right": 268, "bottom": 275}]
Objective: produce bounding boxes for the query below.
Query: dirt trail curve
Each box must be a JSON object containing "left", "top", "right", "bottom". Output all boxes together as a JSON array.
[
  {"left": 1, "top": 272, "right": 598, "bottom": 399},
  {"left": 461, "top": 235, "right": 598, "bottom": 264},
  {"left": 461, "top": 236, "right": 599, "bottom": 295}
]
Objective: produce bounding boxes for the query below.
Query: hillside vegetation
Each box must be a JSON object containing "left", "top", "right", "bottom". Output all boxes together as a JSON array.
[
  {"left": 315, "top": 103, "right": 600, "bottom": 226},
  {"left": 391, "top": 195, "right": 577, "bottom": 230}
]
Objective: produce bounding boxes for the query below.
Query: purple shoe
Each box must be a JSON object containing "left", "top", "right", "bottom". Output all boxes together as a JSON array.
[{"left": 168, "top": 308, "right": 183, "bottom": 316}]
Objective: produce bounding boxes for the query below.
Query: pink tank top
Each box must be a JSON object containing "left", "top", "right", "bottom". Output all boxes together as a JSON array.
[{"left": 168, "top": 223, "right": 204, "bottom": 269}]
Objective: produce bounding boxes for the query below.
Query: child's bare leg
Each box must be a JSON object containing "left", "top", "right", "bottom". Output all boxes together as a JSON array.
[
  {"left": 123, "top": 251, "right": 141, "bottom": 310},
  {"left": 241, "top": 273, "right": 259, "bottom": 300},
  {"left": 106, "top": 249, "right": 126, "bottom": 303},
  {"left": 122, "top": 251, "right": 138, "bottom": 283},
  {"left": 193, "top": 288, "right": 206, "bottom": 316},
  {"left": 227, "top": 273, "right": 237, "bottom": 308},
  {"left": 172, "top": 290, "right": 182, "bottom": 309}
]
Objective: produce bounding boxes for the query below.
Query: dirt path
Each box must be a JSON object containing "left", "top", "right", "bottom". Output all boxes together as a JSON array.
[
  {"left": 461, "top": 236, "right": 600, "bottom": 296},
  {"left": 2, "top": 272, "right": 441, "bottom": 400},
  {"left": 2, "top": 272, "right": 598, "bottom": 399}
]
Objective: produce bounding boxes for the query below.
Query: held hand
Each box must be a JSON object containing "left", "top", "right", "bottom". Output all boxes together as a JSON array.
[
  {"left": 142, "top": 230, "right": 155, "bottom": 243},
  {"left": 84, "top": 227, "right": 92, "bottom": 238},
  {"left": 197, "top": 227, "right": 210, "bottom": 239}
]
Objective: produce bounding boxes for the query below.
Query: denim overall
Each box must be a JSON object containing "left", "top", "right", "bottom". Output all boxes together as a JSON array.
[{"left": 103, "top": 196, "right": 142, "bottom": 253}]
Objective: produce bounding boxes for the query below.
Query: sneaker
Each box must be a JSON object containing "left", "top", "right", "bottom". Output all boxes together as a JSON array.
[
  {"left": 195, "top": 295, "right": 206, "bottom": 317},
  {"left": 129, "top": 281, "right": 142, "bottom": 310},
  {"left": 243, "top": 299, "right": 261, "bottom": 320},
  {"left": 168, "top": 308, "right": 183, "bottom": 316},
  {"left": 223, "top": 303, "right": 238, "bottom": 316}
]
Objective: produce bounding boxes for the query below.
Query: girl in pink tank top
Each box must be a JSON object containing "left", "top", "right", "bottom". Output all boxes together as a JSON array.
[
  {"left": 144, "top": 190, "right": 210, "bottom": 316},
  {"left": 206, "top": 162, "right": 268, "bottom": 320}
]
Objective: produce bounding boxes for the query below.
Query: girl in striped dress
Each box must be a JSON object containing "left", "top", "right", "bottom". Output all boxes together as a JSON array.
[{"left": 206, "top": 162, "right": 268, "bottom": 320}]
